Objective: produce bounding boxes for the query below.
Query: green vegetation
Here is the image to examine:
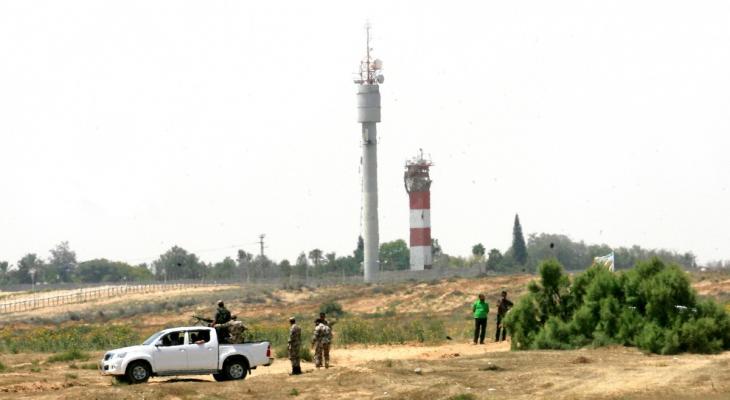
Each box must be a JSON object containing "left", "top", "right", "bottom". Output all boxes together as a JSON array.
[
  {"left": 64, "top": 372, "right": 78, "bottom": 379},
  {"left": 448, "top": 394, "right": 476, "bottom": 400},
  {"left": 511, "top": 214, "right": 528, "bottom": 266},
  {"left": 0, "top": 360, "right": 6, "bottom": 372},
  {"left": 319, "top": 300, "right": 345, "bottom": 318},
  {"left": 274, "top": 344, "right": 312, "bottom": 362},
  {"left": 69, "top": 362, "right": 98, "bottom": 370},
  {"left": 289, "top": 388, "right": 300, "bottom": 396},
  {"left": 0, "top": 325, "right": 139, "bottom": 353},
  {"left": 337, "top": 316, "right": 446, "bottom": 345},
  {"left": 506, "top": 258, "right": 730, "bottom": 354},
  {"left": 47, "top": 349, "right": 90, "bottom": 363}
]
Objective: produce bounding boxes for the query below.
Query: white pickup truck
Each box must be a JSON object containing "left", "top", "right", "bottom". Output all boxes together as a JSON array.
[{"left": 99, "top": 326, "right": 273, "bottom": 384}]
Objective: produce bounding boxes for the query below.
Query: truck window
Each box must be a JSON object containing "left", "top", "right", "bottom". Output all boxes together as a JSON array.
[
  {"left": 159, "top": 331, "right": 184, "bottom": 347},
  {"left": 188, "top": 329, "right": 210, "bottom": 344}
]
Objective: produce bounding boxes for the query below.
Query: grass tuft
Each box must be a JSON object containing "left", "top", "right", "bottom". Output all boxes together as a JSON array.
[
  {"left": 448, "top": 394, "right": 476, "bottom": 400},
  {"left": 47, "top": 349, "right": 90, "bottom": 363}
]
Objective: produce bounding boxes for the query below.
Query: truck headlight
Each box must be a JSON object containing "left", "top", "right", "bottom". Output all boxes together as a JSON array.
[{"left": 115, "top": 352, "right": 127, "bottom": 359}]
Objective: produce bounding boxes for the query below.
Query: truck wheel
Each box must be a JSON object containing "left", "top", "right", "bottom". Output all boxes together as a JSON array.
[
  {"left": 125, "top": 361, "right": 151, "bottom": 384},
  {"left": 212, "top": 373, "right": 229, "bottom": 382},
  {"left": 223, "top": 359, "right": 248, "bottom": 380}
]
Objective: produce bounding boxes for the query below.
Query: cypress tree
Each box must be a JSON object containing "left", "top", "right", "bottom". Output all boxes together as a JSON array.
[{"left": 512, "top": 214, "right": 528, "bottom": 265}]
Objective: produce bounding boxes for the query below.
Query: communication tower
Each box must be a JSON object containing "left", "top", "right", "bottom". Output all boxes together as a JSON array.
[{"left": 355, "top": 23, "right": 385, "bottom": 283}]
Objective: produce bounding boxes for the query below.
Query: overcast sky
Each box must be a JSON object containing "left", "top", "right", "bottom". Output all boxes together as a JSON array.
[{"left": 1, "top": 1, "right": 728, "bottom": 267}]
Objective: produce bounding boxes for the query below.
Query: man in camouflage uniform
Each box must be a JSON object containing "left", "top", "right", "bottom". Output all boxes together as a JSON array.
[
  {"left": 311, "top": 319, "right": 332, "bottom": 368},
  {"left": 288, "top": 317, "right": 302, "bottom": 375},
  {"left": 218, "top": 315, "right": 246, "bottom": 344},
  {"left": 213, "top": 300, "right": 232, "bottom": 340}
]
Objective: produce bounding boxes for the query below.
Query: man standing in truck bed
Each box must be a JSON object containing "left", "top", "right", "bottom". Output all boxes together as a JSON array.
[
  {"left": 212, "top": 300, "right": 232, "bottom": 341},
  {"left": 218, "top": 315, "right": 247, "bottom": 343}
]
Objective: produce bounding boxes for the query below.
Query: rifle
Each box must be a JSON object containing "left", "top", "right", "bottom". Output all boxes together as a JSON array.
[{"left": 191, "top": 315, "right": 214, "bottom": 326}]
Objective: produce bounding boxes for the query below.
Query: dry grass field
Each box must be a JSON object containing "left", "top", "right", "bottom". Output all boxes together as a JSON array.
[{"left": 1, "top": 272, "right": 729, "bottom": 400}]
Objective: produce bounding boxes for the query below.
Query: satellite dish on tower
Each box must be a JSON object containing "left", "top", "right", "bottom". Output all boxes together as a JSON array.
[
  {"left": 376, "top": 74, "right": 385, "bottom": 84},
  {"left": 373, "top": 59, "right": 383, "bottom": 70}
]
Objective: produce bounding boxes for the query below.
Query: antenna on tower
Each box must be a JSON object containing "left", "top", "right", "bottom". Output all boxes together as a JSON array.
[{"left": 355, "top": 22, "right": 384, "bottom": 85}]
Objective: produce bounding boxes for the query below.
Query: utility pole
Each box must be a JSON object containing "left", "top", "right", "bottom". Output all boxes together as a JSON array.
[{"left": 259, "top": 234, "right": 266, "bottom": 258}]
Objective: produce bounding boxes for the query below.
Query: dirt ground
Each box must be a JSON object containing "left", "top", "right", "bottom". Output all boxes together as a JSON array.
[
  {"left": 1, "top": 341, "right": 729, "bottom": 400},
  {"left": 2, "top": 273, "right": 730, "bottom": 399}
]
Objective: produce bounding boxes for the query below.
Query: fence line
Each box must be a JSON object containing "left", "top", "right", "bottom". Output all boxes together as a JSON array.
[{"left": 0, "top": 282, "right": 223, "bottom": 314}]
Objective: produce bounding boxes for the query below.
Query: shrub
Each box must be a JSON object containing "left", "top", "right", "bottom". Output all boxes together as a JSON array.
[
  {"left": 319, "top": 300, "right": 345, "bottom": 318},
  {"left": 0, "top": 360, "right": 5, "bottom": 372},
  {"left": 505, "top": 258, "right": 730, "bottom": 354}
]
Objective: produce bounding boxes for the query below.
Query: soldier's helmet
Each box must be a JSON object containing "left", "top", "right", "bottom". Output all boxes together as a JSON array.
[
  {"left": 217, "top": 300, "right": 224, "bottom": 307},
  {"left": 289, "top": 316, "right": 296, "bottom": 323}
]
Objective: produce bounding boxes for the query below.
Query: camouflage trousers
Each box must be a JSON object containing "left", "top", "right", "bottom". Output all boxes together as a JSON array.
[
  {"left": 314, "top": 342, "right": 330, "bottom": 367},
  {"left": 289, "top": 345, "right": 300, "bottom": 368}
]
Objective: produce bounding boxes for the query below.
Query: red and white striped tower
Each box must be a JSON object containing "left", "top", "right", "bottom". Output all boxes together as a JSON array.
[{"left": 404, "top": 150, "right": 433, "bottom": 270}]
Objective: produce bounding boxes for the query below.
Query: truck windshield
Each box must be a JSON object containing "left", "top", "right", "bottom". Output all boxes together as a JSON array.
[{"left": 142, "top": 331, "right": 166, "bottom": 345}]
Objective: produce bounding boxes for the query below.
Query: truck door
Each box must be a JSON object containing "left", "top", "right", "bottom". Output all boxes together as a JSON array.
[
  {"left": 152, "top": 331, "right": 187, "bottom": 372},
  {"left": 184, "top": 329, "right": 218, "bottom": 370}
]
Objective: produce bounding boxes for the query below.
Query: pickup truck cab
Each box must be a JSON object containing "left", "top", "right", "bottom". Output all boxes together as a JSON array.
[{"left": 99, "top": 326, "right": 272, "bottom": 384}]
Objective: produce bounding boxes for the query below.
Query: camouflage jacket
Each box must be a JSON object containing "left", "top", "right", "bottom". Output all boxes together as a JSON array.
[
  {"left": 215, "top": 307, "right": 232, "bottom": 325},
  {"left": 312, "top": 322, "right": 332, "bottom": 345},
  {"left": 288, "top": 324, "right": 302, "bottom": 348},
  {"left": 219, "top": 320, "right": 246, "bottom": 343}
]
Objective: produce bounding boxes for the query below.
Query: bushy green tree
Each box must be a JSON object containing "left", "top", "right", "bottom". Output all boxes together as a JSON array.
[
  {"left": 485, "top": 249, "right": 503, "bottom": 271},
  {"left": 505, "top": 258, "right": 730, "bottom": 354},
  {"left": 48, "top": 242, "right": 77, "bottom": 283},
  {"left": 77, "top": 259, "right": 152, "bottom": 282},
  {"left": 14, "top": 253, "right": 45, "bottom": 284},
  {"left": 207, "top": 257, "right": 237, "bottom": 280},
  {"left": 152, "top": 246, "right": 206, "bottom": 281},
  {"left": 379, "top": 239, "right": 409, "bottom": 271}
]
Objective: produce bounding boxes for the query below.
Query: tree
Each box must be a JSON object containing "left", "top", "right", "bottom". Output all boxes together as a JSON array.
[
  {"left": 278, "top": 259, "right": 292, "bottom": 279},
  {"left": 472, "top": 243, "right": 486, "bottom": 266},
  {"left": 208, "top": 257, "right": 237, "bottom": 280},
  {"left": 472, "top": 243, "right": 486, "bottom": 258},
  {"left": 379, "top": 239, "right": 410, "bottom": 271},
  {"left": 308, "top": 249, "right": 323, "bottom": 268},
  {"left": 295, "top": 252, "right": 308, "bottom": 281},
  {"left": 152, "top": 246, "right": 206, "bottom": 281},
  {"left": 354, "top": 236, "right": 364, "bottom": 264},
  {"left": 486, "top": 249, "right": 503, "bottom": 271},
  {"left": 431, "top": 238, "right": 443, "bottom": 259},
  {"left": 512, "top": 214, "right": 528, "bottom": 266},
  {"left": 237, "top": 250, "right": 254, "bottom": 283},
  {"left": 77, "top": 259, "right": 153, "bottom": 282},
  {"left": 15, "top": 253, "right": 45, "bottom": 284},
  {"left": 48, "top": 241, "right": 77, "bottom": 283}
]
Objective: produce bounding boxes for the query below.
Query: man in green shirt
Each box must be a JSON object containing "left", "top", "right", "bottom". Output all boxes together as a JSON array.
[{"left": 472, "top": 293, "right": 489, "bottom": 344}]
